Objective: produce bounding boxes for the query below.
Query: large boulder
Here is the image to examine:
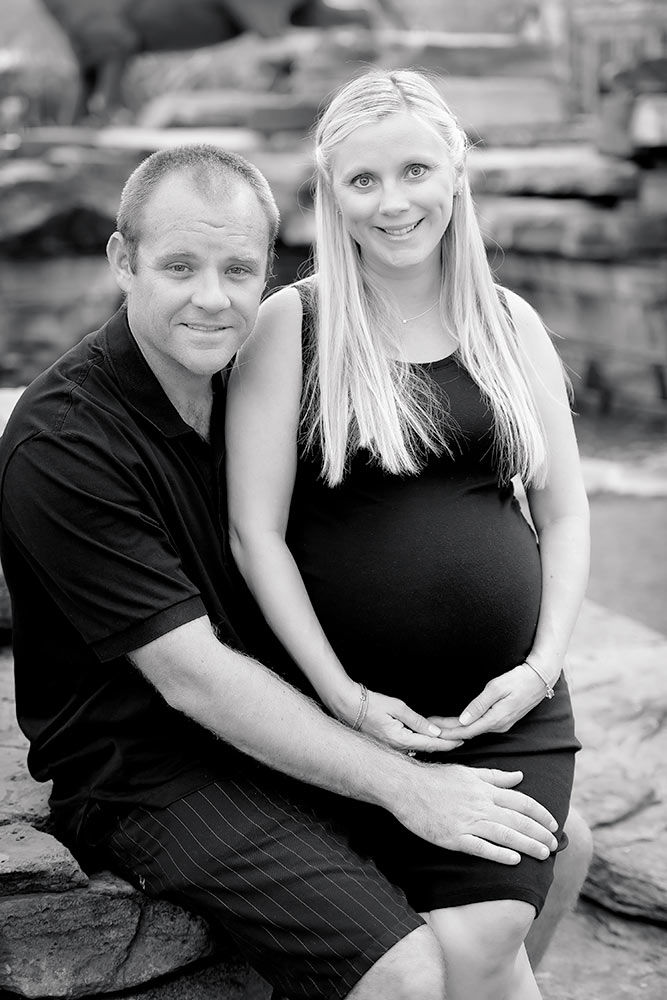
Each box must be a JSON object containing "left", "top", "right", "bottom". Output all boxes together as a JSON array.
[
  {"left": 537, "top": 899, "right": 667, "bottom": 1000},
  {"left": 570, "top": 602, "right": 667, "bottom": 923},
  {"left": 467, "top": 145, "right": 639, "bottom": 200},
  {"left": 0, "top": 871, "right": 214, "bottom": 998},
  {"left": 477, "top": 196, "right": 667, "bottom": 260}
]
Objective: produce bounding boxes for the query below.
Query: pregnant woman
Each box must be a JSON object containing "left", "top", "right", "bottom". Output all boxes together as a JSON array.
[{"left": 227, "top": 69, "right": 589, "bottom": 1000}]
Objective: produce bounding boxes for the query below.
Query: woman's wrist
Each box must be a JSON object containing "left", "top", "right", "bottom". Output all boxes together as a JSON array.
[
  {"left": 523, "top": 654, "right": 563, "bottom": 697},
  {"left": 323, "top": 676, "right": 366, "bottom": 725}
]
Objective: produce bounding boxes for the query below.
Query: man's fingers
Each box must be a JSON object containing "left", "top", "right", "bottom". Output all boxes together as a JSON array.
[
  {"left": 494, "top": 808, "right": 559, "bottom": 852},
  {"left": 474, "top": 767, "right": 524, "bottom": 789},
  {"left": 471, "top": 821, "right": 554, "bottom": 861},
  {"left": 495, "top": 787, "right": 559, "bottom": 833},
  {"left": 457, "top": 834, "right": 521, "bottom": 866}
]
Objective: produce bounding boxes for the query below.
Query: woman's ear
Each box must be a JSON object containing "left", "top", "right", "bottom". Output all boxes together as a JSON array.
[{"left": 106, "top": 231, "right": 133, "bottom": 293}]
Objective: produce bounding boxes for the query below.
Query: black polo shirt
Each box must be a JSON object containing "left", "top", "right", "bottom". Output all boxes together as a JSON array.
[{"left": 0, "top": 306, "right": 271, "bottom": 839}]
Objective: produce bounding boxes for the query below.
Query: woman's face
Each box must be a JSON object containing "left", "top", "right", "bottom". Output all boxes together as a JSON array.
[{"left": 329, "top": 112, "right": 457, "bottom": 278}]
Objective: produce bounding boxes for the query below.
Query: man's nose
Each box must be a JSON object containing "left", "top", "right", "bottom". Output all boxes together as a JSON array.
[{"left": 191, "top": 272, "right": 232, "bottom": 312}]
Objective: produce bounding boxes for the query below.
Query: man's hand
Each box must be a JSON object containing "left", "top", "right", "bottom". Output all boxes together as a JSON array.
[
  {"left": 393, "top": 764, "right": 559, "bottom": 865},
  {"left": 428, "top": 664, "right": 548, "bottom": 742}
]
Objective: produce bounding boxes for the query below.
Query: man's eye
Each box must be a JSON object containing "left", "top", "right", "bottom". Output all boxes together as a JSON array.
[
  {"left": 167, "top": 263, "right": 190, "bottom": 274},
  {"left": 351, "top": 174, "right": 373, "bottom": 189}
]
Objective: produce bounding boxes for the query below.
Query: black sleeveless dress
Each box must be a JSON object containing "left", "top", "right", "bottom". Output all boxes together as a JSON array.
[{"left": 285, "top": 283, "right": 580, "bottom": 914}]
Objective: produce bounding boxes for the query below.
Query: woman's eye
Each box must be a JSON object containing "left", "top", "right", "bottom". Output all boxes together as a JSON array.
[
  {"left": 351, "top": 174, "right": 373, "bottom": 189},
  {"left": 406, "top": 164, "right": 427, "bottom": 179}
]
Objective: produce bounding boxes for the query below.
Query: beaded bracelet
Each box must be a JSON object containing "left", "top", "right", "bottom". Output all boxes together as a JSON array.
[
  {"left": 524, "top": 658, "right": 556, "bottom": 699},
  {"left": 352, "top": 683, "right": 369, "bottom": 730}
]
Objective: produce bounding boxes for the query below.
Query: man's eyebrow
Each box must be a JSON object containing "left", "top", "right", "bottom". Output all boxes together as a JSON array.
[{"left": 153, "top": 250, "right": 200, "bottom": 264}]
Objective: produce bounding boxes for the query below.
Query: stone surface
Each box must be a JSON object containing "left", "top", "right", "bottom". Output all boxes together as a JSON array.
[
  {"left": 136, "top": 90, "right": 320, "bottom": 132},
  {"left": 0, "top": 871, "right": 214, "bottom": 998},
  {"left": 0, "top": 822, "right": 87, "bottom": 895},
  {"left": 632, "top": 93, "right": 667, "bottom": 149},
  {"left": 569, "top": 602, "right": 667, "bottom": 922},
  {"left": 477, "top": 195, "right": 667, "bottom": 260},
  {"left": 0, "top": 746, "right": 50, "bottom": 829},
  {"left": 495, "top": 254, "right": 667, "bottom": 408},
  {"left": 467, "top": 145, "right": 639, "bottom": 200},
  {"left": 0, "top": 257, "right": 121, "bottom": 387},
  {"left": 537, "top": 899, "right": 667, "bottom": 1000},
  {"left": 110, "top": 957, "right": 270, "bottom": 1000}
]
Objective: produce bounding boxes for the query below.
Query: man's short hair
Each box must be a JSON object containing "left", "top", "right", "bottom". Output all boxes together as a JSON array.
[{"left": 116, "top": 144, "right": 281, "bottom": 273}]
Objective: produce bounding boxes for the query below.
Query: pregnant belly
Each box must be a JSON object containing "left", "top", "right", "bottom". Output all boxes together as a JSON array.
[{"left": 289, "top": 491, "right": 542, "bottom": 716}]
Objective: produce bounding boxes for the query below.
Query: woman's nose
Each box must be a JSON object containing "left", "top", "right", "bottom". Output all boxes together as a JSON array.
[{"left": 378, "top": 181, "right": 410, "bottom": 216}]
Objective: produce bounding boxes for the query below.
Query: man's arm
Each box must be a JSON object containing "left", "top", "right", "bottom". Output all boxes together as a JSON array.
[{"left": 131, "top": 616, "right": 560, "bottom": 865}]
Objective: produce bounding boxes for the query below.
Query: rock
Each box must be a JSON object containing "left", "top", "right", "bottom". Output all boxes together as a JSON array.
[
  {"left": 494, "top": 253, "right": 667, "bottom": 409},
  {"left": 0, "top": 746, "right": 51, "bottom": 829},
  {"left": 477, "top": 196, "right": 667, "bottom": 259},
  {"left": 0, "top": 870, "right": 214, "bottom": 998},
  {"left": 0, "top": 649, "right": 22, "bottom": 746},
  {"left": 467, "top": 145, "right": 639, "bottom": 200},
  {"left": 0, "top": 159, "right": 74, "bottom": 242},
  {"left": 0, "top": 822, "right": 87, "bottom": 895},
  {"left": 0, "top": 387, "right": 25, "bottom": 434},
  {"left": 0, "top": 572, "right": 10, "bottom": 632},
  {"left": 0, "top": 257, "right": 121, "bottom": 386},
  {"left": 632, "top": 94, "right": 667, "bottom": 149},
  {"left": 570, "top": 602, "right": 667, "bottom": 922},
  {"left": 378, "top": 29, "right": 558, "bottom": 79},
  {"left": 137, "top": 90, "right": 320, "bottom": 132},
  {"left": 537, "top": 899, "right": 667, "bottom": 1000},
  {"left": 112, "top": 956, "right": 270, "bottom": 1000}
]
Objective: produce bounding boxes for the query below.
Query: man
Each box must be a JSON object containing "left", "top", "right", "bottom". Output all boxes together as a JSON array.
[{"left": 0, "top": 145, "right": 590, "bottom": 999}]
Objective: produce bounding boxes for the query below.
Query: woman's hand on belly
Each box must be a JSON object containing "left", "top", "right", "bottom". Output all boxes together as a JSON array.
[
  {"left": 427, "top": 664, "right": 549, "bottom": 741},
  {"left": 359, "top": 689, "right": 465, "bottom": 755}
]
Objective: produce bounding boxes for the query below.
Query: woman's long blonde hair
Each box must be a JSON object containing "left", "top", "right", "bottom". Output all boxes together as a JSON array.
[{"left": 304, "top": 68, "right": 547, "bottom": 488}]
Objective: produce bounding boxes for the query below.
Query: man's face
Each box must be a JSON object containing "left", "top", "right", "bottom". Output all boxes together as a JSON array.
[{"left": 110, "top": 172, "right": 271, "bottom": 387}]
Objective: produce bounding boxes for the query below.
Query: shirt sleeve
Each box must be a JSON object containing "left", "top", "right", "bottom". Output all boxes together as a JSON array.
[{"left": 1, "top": 429, "right": 207, "bottom": 660}]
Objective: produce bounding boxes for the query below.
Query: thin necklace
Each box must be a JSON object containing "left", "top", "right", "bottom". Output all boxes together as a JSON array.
[{"left": 400, "top": 299, "right": 440, "bottom": 324}]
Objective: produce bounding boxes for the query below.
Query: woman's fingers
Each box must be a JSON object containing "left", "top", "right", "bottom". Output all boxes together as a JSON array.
[
  {"left": 396, "top": 735, "right": 465, "bottom": 753},
  {"left": 392, "top": 701, "right": 443, "bottom": 737}
]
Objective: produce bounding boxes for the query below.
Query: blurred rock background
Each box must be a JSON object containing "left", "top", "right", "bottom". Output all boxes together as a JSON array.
[{"left": 0, "top": 1, "right": 666, "bottom": 998}]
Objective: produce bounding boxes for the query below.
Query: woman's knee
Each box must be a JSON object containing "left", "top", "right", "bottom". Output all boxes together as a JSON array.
[
  {"left": 347, "top": 924, "right": 446, "bottom": 1000},
  {"left": 426, "top": 899, "right": 536, "bottom": 977}
]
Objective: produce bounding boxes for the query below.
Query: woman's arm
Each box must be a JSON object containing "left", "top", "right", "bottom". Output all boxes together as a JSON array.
[
  {"left": 226, "top": 286, "right": 455, "bottom": 752},
  {"left": 433, "top": 289, "right": 590, "bottom": 738}
]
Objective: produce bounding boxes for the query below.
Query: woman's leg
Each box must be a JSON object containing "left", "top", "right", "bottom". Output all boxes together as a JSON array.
[{"left": 422, "top": 899, "right": 541, "bottom": 1000}]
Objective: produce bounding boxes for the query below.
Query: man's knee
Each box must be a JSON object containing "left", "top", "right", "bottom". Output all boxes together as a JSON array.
[{"left": 347, "top": 924, "right": 446, "bottom": 1000}]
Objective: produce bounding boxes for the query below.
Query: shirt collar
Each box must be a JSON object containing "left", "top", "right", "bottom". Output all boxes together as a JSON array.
[{"left": 102, "top": 305, "right": 226, "bottom": 440}]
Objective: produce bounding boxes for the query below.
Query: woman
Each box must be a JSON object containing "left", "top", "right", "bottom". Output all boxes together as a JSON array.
[{"left": 227, "top": 69, "right": 589, "bottom": 1000}]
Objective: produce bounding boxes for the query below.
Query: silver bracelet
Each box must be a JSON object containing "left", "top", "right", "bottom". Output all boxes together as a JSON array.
[
  {"left": 352, "top": 684, "right": 369, "bottom": 730},
  {"left": 524, "top": 658, "right": 556, "bottom": 699}
]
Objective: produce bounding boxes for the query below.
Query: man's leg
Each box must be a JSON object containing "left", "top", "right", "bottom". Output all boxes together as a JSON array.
[
  {"left": 97, "top": 773, "right": 444, "bottom": 1000},
  {"left": 524, "top": 807, "right": 593, "bottom": 968}
]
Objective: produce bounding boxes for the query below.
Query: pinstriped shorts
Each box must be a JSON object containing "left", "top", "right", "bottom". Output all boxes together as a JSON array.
[{"left": 102, "top": 773, "right": 424, "bottom": 1000}]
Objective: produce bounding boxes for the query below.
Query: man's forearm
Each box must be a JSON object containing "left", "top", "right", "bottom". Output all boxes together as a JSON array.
[{"left": 132, "top": 615, "right": 407, "bottom": 810}]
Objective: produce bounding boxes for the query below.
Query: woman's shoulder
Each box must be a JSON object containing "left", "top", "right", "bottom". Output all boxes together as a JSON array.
[{"left": 495, "top": 285, "right": 543, "bottom": 337}]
